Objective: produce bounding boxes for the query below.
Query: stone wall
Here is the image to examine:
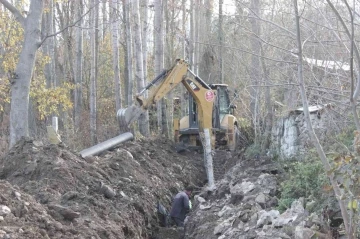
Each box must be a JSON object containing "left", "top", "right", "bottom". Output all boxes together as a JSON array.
[{"left": 271, "top": 107, "right": 337, "bottom": 159}]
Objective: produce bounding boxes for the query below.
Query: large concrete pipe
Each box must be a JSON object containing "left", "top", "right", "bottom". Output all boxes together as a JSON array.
[{"left": 79, "top": 132, "right": 134, "bottom": 158}]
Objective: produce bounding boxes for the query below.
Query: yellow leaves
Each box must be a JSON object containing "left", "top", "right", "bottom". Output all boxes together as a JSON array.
[
  {"left": 0, "top": 10, "right": 22, "bottom": 111},
  {"left": 347, "top": 200, "right": 358, "bottom": 210},
  {"left": 0, "top": 78, "right": 10, "bottom": 112},
  {"left": 30, "top": 80, "right": 74, "bottom": 120},
  {"left": 43, "top": 7, "right": 51, "bottom": 14},
  {"left": 332, "top": 154, "right": 354, "bottom": 168},
  {"left": 344, "top": 155, "right": 353, "bottom": 163},
  {"left": 0, "top": 10, "right": 24, "bottom": 73},
  {"left": 333, "top": 155, "right": 342, "bottom": 166}
]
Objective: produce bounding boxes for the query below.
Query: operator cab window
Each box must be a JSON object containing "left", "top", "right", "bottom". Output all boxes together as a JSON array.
[{"left": 218, "top": 87, "right": 230, "bottom": 115}]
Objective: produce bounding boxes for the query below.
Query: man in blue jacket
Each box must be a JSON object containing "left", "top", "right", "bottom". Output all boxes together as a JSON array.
[{"left": 169, "top": 185, "right": 193, "bottom": 227}]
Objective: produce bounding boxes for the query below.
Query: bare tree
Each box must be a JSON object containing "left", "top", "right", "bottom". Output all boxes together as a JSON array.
[
  {"left": 0, "top": 0, "right": 44, "bottom": 148},
  {"left": 180, "top": 0, "right": 187, "bottom": 117},
  {"left": 102, "top": 0, "right": 107, "bottom": 40},
  {"left": 194, "top": 0, "right": 199, "bottom": 75},
  {"left": 198, "top": 0, "right": 214, "bottom": 82},
  {"left": 133, "top": 0, "right": 149, "bottom": 136},
  {"left": 42, "top": 0, "right": 55, "bottom": 89},
  {"left": 55, "top": 1, "right": 75, "bottom": 86},
  {"left": 154, "top": 0, "right": 164, "bottom": 133},
  {"left": 123, "top": 0, "right": 133, "bottom": 107},
  {"left": 249, "top": 0, "right": 261, "bottom": 143},
  {"left": 218, "top": 0, "right": 224, "bottom": 83},
  {"left": 142, "top": 0, "right": 149, "bottom": 90},
  {"left": 74, "top": 0, "right": 83, "bottom": 130},
  {"left": 325, "top": 0, "right": 360, "bottom": 130},
  {"left": 293, "top": 0, "right": 353, "bottom": 237},
  {"left": 90, "top": 0, "right": 98, "bottom": 144},
  {"left": 260, "top": 46, "right": 273, "bottom": 151},
  {"left": 110, "top": 0, "right": 122, "bottom": 111},
  {"left": 189, "top": 0, "right": 195, "bottom": 69}
]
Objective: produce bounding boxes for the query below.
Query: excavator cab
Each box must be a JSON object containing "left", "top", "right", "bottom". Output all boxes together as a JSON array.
[{"left": 175, "top": 84, "right": 239, "bottom": 150}]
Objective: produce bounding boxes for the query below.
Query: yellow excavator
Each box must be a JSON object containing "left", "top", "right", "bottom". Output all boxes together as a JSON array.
[{"left": 117, "top": 59, "right": 240, "bottom": 150}]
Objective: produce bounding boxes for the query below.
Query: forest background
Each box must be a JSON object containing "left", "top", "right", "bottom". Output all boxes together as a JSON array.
[{"left": 2, "top": 0, "right": 360, "bottom": 237}]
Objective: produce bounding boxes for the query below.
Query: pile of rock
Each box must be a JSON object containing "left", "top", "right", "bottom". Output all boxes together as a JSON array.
[{"left": 185, "top": 156, "right": 336, "bottom": 239}]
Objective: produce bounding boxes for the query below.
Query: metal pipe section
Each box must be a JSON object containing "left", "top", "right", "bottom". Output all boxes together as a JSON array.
[{"left": 79, "top": 132, "right": 134, "bottom": 158}]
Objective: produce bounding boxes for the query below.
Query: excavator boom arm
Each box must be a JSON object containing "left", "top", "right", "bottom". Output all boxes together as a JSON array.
[
  {"left": 117, "top": 59, "right": 216, "bottom": 143},
  {"left": 137, "top": 59, "right": 189, "bottom": 108},
  {"left": 136, "top": 59, "right": 215, "bottom": 131}
]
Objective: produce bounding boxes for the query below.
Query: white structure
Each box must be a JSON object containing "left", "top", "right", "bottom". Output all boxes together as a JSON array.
[{"left": 271, "top": 104, "right": 335, "bottom": 159}]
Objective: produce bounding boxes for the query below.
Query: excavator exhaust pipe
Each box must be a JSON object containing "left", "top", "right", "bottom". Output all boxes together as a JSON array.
[{"left": 79, "top": 132, "right": 134, "bottom": 158}]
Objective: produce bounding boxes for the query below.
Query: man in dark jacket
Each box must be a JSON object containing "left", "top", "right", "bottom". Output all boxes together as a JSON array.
[{"left": 169, "top": 185, "right": 193, "bottom": 227}]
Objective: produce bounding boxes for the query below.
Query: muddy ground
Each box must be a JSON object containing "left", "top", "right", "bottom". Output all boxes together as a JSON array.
[{"left": 0, "top": 137, "right": 211, "bottom": 239}]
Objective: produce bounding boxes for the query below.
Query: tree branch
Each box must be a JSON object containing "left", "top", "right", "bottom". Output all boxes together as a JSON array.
[
  {"left": 0, "top": 0, "right": 25, "bottom": 28},
  {"left": 39, "top": 1, "right": 97, "bottom": 46},
  {"left": 326, "top": 0, "right": 360, "bottom": 100},
  {"left": 192, "top": 40, "right": 296, "bottom": 64}
]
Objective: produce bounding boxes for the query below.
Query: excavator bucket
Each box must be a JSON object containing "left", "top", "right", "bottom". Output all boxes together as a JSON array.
[{"left": 117, "top": 105, "right": 145, "bottom": 131}]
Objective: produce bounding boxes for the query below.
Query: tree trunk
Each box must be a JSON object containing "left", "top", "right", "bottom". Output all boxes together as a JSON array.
[
  {"left": 194, "top": 0, "right": 199, "bottom": 75},
  {"left": 42, "top": 0, "right": 55, "bottom": 88},
  {"left": 51, "top": 4, "right": 58, "bottom": 87},
  {"left": 189, "top": 0, "right": 195, "bottom": 70},
  {"left": 110, "top": 0, "right": 122, "bottom": 111},
  {"left": 123, "top": 0, "right": 133, "bottom": 107},
  {"left": 180, "top": 0, "right": 187, "bottom": 117},
  {"left": 260, "top": 46, "right": 272, "bottom": 151},
  {"left": 133, "top": 0, "right": 149, "bottom": 136},
  {"left": 142, "top": 0, "right": 148, "bottom": 91},
  {"left": 90, "top": 0, "right": 98, "bottom": 144},
  {"left": 74, "top": 0, "right": 83, "bottom": 131},
  {"left": 218, "top": 0, "right": 223, "bottom": 83},
  {"left": 55, "top": 1, "right": 75, "bottom": 86},
  {"left": 249, "top": 0, "right": 261, "bottom": 144},
  {"left": 163, "top": 0, "right": 171, "bottom": 138},
  {"left": 102, "top": 0, "right": 107, "bottom": 40},
  {"left": 2, "top": 0, "right": 44, "bottom": 148},
  {"left": 154, "top": 0, "right": 164, "bottom": 133},
  {"left": 198, "top": 0, "right": 213, "bottom": 82}
]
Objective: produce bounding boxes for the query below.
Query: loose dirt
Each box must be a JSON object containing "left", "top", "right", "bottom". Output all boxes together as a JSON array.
[{"left": 0, "top": 137, "right": 207, "bottom": 239}]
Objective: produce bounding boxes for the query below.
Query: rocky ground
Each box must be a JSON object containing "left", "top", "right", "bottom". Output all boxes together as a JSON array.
[
  {"left": 185, "top": 156, "right": 344, "bottom": 239},
  {"left": 0, "top": 136, "right": 344, "bottom": 239}
]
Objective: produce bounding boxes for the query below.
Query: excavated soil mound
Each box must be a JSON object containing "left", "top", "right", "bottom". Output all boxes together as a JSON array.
[{"left": 0, "top": 137, "right": 206, "bottom": 239}]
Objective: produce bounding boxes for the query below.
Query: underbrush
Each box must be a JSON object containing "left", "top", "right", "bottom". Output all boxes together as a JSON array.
[{"left": 276, "top": 155, "right": 328, "bottom": 213}]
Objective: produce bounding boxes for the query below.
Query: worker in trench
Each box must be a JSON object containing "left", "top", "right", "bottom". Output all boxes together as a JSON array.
[{"left": 169, "top": 185, "right": 193, "bottom": 227}]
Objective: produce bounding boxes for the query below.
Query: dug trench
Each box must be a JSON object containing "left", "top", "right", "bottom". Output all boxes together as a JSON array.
[{"left": 0, "top": 137, "right": 211, "bottom": 239}]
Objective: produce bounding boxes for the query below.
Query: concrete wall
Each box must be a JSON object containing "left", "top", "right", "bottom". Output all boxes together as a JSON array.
[{"left": 271, "top": 108, "right": 336, "bottom": 159}]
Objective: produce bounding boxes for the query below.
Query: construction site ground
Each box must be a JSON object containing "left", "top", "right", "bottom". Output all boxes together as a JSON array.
[
  {"left": 0, "top": 137, "right": 219, "bottom": 239},
  {"left": 0, "top": 136, "right": 332, "bottom": 239}
]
